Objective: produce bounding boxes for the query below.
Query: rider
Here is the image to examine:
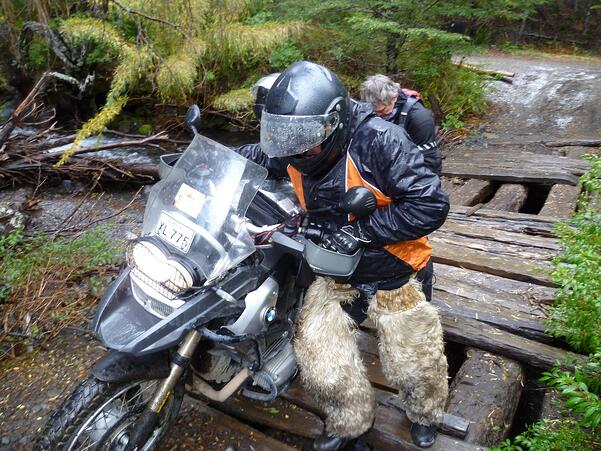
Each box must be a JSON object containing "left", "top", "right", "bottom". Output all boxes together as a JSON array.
[
  {"left": 360, "top": 74, "right": 441, "bottom": 176},
  {"left": 236, "top": 61, "right": 449, "bottom": 450}
]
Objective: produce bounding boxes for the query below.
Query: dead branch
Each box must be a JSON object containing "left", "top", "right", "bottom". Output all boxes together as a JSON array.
[
  {"left": 110, "top": 0, "right": 191, "bottom": 40},
  {"left": 0, "top": 71, "right": 94, "bottom": 147},
  {"left": 490, "top": 138, "right": 601, "bottom": 148},
  {"left": 453, "top": 61, "right": 515, "bottom": 83}
]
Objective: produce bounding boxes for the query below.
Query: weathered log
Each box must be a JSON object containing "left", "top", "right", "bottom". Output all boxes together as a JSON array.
[
  {"left": 434, "top": 264, "right": 556, "bottom": 306},
  {"left": 442, "top": 149, "right": 589, "bottom": 186},
  {"left": 446, "top": 348, "right": 524, "bottom": 446},
  {"left": 433, "top": 289, "right": 549, "bottom": 343},
  {"left": 448, "top": 206, "right": 560, "bottom": 236},
  {"left": 283, "top": 380, "right": 481, "bottom": 450},
  {"left": 453, "top": 61, "right": 514, "bottom": 83},
  {"left": 438, "top": 314, "right": 585, "bottom": 370},
  {"left": 447, "top": 179, "right": 496, "bottom": 207},
  {"left": 490, "top": 138, "right": 601, "bottom": 148},
  {"left": 484, "top": 183, "right": 528, "bottom": 212},
  {"left": 209, "top": 392, "right": 324, "bottom": 439},
  {"left": 367, "top": 394, "right": 487, "bottom": 451},
  {"left": 539, "top": 184, "right": 580, "bottom": 219},
  {"left": 431, "top": 240, "right": 555, "bottom": 286},
  {"left": 440, "top": 218, "right": 561, "bottom": 251},
  {"left": 431, "top": 232, "right": 557, "bottom": 261}
]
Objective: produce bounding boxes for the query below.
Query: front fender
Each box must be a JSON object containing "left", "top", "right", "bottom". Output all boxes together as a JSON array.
[{"left": 91, "top": 350, "right": 171, "bottom": 383}]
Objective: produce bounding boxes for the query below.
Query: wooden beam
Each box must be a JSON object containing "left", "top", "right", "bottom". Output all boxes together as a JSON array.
[
  {"left": 209, "top": 392, "right": 324, "bottom": 439},
  {"left": 484, "top": 183, "right": 528, "bottom": 212},
  {"left": 439, "top": 314, "right": 585, "bottom": 370},
  {"left": 446, "top": 348, "right": 524, "bottom": 446},
  {"left": 448, "top": 179, "right": 496, "bottom": 207},
  {"left": 539, "top": 184, "right": 580, "bottom": 219},
  {"left": 431, "top": 240, "right": 555, "bottom": 286}
]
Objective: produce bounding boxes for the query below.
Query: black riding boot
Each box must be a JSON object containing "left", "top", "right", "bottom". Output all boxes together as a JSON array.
[
  {"left": 312, "top": 433, "right": 354, "bottom": 451},
  {"left": 410, "top": 422, "right": 438, "bottom": 448}
]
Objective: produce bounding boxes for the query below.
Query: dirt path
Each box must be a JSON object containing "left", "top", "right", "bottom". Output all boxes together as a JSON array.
[
  {"left": 460, "top": 52, "right": 601, "bottom": 142},
  {"left": 0, "top": 51, "right": 600, "bottom": 450}
]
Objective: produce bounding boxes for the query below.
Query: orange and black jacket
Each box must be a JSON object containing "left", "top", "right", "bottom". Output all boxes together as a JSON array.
[{"left": 235, "top": 102, "right": 449, "bottom": 286}]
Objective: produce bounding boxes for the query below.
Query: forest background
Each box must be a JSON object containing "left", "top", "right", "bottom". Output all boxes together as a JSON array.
[{"left": 0, "top": 0, "right": 600, "bottom": 147}]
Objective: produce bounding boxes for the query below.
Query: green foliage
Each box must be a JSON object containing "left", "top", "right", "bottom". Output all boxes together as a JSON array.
[
  {"left": 493, "top": 418, "right": 593, "bottom": 451},
  {"left": 269, "top": 40, "right": 304, "bottom": 70},
  {"left": 26, "top": 40, "right": 50, "bottom": 69},
  {"left": 492, "top": 352, "right": 601, "bottom": 451},
  {"left": 211, "top": 88, "right": 253, "bottom": 111},
  {"left": 494, "top": 158, "right": 601, "bottom": 451},
  {"left": 540, "top": 352, "right": 601, "bottom": 430},
  {"left": 0, "top": 226, "right": 122, "bottom": 340},
  {"left": 548, "top": 155, "right": 601, "bottom": 353}
]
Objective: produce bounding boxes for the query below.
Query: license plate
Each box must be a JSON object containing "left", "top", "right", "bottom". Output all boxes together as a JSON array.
[{"left": 155, "top": 212, "right": 195, "bottom": 253}]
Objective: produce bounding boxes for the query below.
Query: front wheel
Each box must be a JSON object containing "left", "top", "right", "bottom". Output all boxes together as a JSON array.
[{"left": 36, "top": 376, "right": 183, "bottom": 451}]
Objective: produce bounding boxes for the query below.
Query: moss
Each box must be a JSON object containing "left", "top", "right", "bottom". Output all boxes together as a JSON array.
[
  {"left": 211, "top": 88, "right": 253, "bottom": 112},
  {"left": 137, "top": 124, "right": 152, "bottom": 135}
]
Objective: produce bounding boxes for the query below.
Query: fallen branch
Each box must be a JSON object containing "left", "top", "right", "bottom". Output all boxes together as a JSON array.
[
  {"left": 453, "top": 61, "right": 514, "bottom": 83},
  {"left": 490, "top": 138, "right": 601, "bottom": 148},
  {"left": 0, "top": 71, "right": 94, "bottom": 147}
]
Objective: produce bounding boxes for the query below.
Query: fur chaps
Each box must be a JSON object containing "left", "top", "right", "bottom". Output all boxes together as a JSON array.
[
  {"left": 294, "top": 277, "right": 376, "bottom": 438},
  {"left": 368, "top": 279, "right": 448, "bottom": 426}
]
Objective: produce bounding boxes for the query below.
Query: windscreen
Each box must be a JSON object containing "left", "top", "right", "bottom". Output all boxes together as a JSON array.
[{"left": 143, "top": 135, "right": 268, "bottom": 282}]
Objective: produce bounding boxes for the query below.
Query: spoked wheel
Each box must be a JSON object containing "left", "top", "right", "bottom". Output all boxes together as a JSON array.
[{"left": 36, "top": 376, "right": 183, "bottom": 451}]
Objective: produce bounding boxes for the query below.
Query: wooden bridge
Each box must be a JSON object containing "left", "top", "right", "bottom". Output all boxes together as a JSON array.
[{"left": 159, "top": 145, "right": 589, "bottom": 451}]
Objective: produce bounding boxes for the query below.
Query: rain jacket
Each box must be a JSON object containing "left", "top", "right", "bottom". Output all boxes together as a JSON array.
[
  {"left": 235, "top": 101, "right": 449, "bottom": 287},
  {"left": 387, "top": 91, "right": 442, "bottom": 176}
]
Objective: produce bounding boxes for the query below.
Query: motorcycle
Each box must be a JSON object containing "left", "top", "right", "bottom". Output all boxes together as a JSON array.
[{"left": 37, "top": 106, "right": 376, "bottom": 451}]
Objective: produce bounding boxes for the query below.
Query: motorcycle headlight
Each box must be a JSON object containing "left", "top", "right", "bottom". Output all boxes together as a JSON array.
[{"left": 129, "top": 240, "right": 195, "bottom": 294}]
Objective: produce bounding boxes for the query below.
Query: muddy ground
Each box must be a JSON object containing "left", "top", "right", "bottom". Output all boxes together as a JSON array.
[{"left": 0, "top": 51, "right": 600, "bottom": 450}]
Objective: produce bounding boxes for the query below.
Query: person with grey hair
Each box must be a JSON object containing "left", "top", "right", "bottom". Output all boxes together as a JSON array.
[{"left": 361, "top": 74, "right": 441, "bottom": 175}]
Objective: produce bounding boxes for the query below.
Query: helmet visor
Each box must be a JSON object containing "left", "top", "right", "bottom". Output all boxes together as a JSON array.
[{"left": 260, "top": 111, "right": 340, "bottom": 158}]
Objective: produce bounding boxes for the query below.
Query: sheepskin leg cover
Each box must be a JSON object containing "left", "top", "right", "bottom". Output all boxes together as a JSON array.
[
  {"left": 368, "top": 279, "right": 448, "bottom": 426},
  {"left": 294, "top": 277, "right": 376, "bottom": 438}
]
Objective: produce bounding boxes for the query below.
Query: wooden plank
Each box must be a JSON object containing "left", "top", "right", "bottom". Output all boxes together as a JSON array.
[
  {"left": 160, "top": 398, "right": 297, "bottom": 451},
  {"left": 539, "top": 184, "right": 580, "bottom": 219},
  {"left": 209, "top": 391, "right": 324, "bottom": 439},
  {"left": 444, "top": 149, "right": 589, "bottom": 173},
  {"left": 440, "top": 219, "right": 561, "bottom": 251},
  {"left": 439, "top": 314, "right": 585, "bottom": 370},
  {"left": 283, "top": 380, "right": 483, "bottom": 451},
  {"left": 448, "top": 179, "right": 496, "bottom": 206},
  {"left": 431, "top": 232, "right": 557, "bottom": 261},
  {"left": 366, "top": 395, "right": 487, "bottom": 451},
  {"left": 433, "top": 290, "right": 549, "bottom": 343},
  {"left": 450, "top": 205, "right": 560, "bottom": 226},
  {"left": 446, "top": 349, "right": 524, "bottom": 446},
  {"left": 484, "top": 183, "right": 528, "bottom": 212},
  {"left": 434, "top": 264, "right": 556, "bottom": 306},
  {"left": 442, "top": 149, "right": 588, "bottom": 186},
  {"left": 431, "top": 241, "right": 555, "bottom": 286}
]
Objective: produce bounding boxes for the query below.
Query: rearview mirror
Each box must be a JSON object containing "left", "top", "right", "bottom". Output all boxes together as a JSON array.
[
  {"left": 337, "top": 187, "right": 377, "bottom": 218},
  {"left": 185, "top": 105, "right": 202, "bottom": 135}
]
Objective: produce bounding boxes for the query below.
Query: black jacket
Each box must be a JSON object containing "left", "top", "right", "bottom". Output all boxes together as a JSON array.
[
  {"left": 387, "top": 92, "right": 441, "bottom": 176},
  {"left": 235, "top": 102, "right": 449, "bottom": 287}
]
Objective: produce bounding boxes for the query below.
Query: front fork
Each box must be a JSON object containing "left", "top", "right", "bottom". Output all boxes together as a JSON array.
[
  {"left": 149, "top": 329, "right": 201, "bottom": 412},
  {"left": 124, "top": 330, "right": 201, "bottom": 451}
]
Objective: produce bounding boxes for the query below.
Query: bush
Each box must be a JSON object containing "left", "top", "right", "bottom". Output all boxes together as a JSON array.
[
  {"left": 0, "top": 226, "right": 123, "bottom": 344},
  {"left": 492, "top": 156, "right": 601, "bottom": 451},
  {"left": 548, "top": 155, "right": 601, "bottom": 353}
]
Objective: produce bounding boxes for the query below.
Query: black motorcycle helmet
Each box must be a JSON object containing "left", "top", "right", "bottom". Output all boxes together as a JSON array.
[
  {"left": 260, "top": 61, "right": 351, "bottom": 176},
  {"left": 250, "top": 73, "right": 280, "bottom": 120}
]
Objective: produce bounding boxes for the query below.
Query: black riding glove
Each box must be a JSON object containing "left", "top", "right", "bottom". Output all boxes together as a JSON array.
[{"left": 322, "top": 222, "right": 372, "bottom": 255}]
